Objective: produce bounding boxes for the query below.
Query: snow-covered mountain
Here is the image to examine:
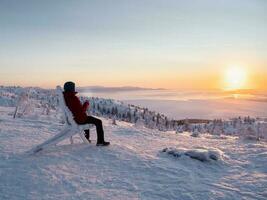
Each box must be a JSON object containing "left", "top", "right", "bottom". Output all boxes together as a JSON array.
[
  {"left": 0, "top": 86, "right": 267, "bottom": 199},
  {"left": 0, "top": 104, "right": 267, "bottom": 199},
  {"left": 77, "top": 86, "right": 166, "bottom": 93},
  {"left": 1, "top": 86, "right": 266, "bottom": 140}
]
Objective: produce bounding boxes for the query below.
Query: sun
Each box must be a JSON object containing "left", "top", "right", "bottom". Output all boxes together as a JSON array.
[{"left": 224, "top": 66, "right": 247, "bottom": 90}]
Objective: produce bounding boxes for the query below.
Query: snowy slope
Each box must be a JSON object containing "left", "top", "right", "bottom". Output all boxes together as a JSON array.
[{"left": 0, "top": 106, "right": 267, "bottom": 200}]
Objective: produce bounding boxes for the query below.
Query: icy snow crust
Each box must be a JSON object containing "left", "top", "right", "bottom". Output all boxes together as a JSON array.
[
  {"left": 162, "top": 147, "right": 224, "bottom": 162},
  {"left": 0, "top": 107, "right": 267, "bottom": 200}
]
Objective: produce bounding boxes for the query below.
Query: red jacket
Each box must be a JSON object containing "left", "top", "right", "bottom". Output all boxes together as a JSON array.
[{"left": 63, "top": 91, "right": 89, "bottom": 124}]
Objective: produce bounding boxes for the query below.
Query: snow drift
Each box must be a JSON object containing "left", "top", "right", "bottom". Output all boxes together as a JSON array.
[{"left": 162, "top": 147, "right": 224, "bottom": 162}]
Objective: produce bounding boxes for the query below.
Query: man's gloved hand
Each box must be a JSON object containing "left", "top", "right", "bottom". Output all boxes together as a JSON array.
[
  {"left": 83, "top": 100, "right": 90, "bottom": 111},
  {"left": 84, "top": 100, "right": 89, "bottom": 107}
]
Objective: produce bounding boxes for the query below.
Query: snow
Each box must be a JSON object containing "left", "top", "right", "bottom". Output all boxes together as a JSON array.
[
  {"left": 1, "top": 106, "right": 267, "bottom": 200},
  {"left": 162, "top": 147, "right": 224, "bottom": 162}
]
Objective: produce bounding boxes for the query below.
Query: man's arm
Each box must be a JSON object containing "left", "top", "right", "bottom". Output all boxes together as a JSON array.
[{"left": 82, "top": 100, "right": 89, "bottom": 112}]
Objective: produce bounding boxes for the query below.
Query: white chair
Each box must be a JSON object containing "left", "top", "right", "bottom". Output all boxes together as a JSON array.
[{"left": 29, "top": 86, "right": 90, "bottom": 154}]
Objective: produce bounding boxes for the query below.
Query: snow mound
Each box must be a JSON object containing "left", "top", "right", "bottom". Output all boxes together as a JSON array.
[
  {"left": 191, "top": 130, "right": 200, "bottom": 137},
  {"left": 162, "top": 147, "right": 224, "bottom": 162}
]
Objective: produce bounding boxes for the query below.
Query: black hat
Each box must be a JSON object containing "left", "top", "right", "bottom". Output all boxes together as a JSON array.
[{"left": 64, "top": 81, "right": 75, "bottom": 92}]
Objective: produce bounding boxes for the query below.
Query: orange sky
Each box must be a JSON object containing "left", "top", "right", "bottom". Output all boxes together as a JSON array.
[
  {"left": 1, "top": 63, "right": 265, "bottom": 91},
  {"left": 0, "top": 1, "right": 266, "bottom": 91}
]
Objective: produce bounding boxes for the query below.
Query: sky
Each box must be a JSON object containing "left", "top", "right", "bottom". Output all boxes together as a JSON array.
[{"left": 0, "top": 0, "right": 266, "bottom": 90}]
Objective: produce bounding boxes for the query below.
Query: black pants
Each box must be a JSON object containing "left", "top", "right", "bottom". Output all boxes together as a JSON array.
[{"left": 81, "top": 116, "right": 104, "bottom": 143}]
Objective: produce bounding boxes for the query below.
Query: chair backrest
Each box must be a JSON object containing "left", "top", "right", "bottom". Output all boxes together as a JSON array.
[{"left": 56, "top": 86, "right": 77, "bottom": 126}]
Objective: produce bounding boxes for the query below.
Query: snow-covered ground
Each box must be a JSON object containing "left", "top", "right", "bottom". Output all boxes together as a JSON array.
[{"left": 0, "top": 106, "right": 267, "bottom": 200}]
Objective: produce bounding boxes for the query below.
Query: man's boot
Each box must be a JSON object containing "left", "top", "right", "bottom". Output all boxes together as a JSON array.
[{"left": 96, "top": 141, "right": 110, "bottom": 146}]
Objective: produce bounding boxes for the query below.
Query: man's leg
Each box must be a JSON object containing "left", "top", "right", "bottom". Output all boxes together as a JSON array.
[{"left": 84, "top": 116, "right": 107, "bottom": 144}]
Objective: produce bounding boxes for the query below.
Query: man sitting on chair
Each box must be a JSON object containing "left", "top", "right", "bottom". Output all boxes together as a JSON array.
[{"left": 63, "top": 81, "right": 110, "bottom": 146}]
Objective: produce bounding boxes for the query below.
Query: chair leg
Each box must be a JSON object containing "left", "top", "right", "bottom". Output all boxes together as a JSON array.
[
  {"left": 79, "top": 130, "right": 90, "bottom": 144},
  {"left": 29, "top": 127, "right": 77, "bottom": 154},
  {"left": 70, "top": 136, "right": 74, "bottom": 144}
]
